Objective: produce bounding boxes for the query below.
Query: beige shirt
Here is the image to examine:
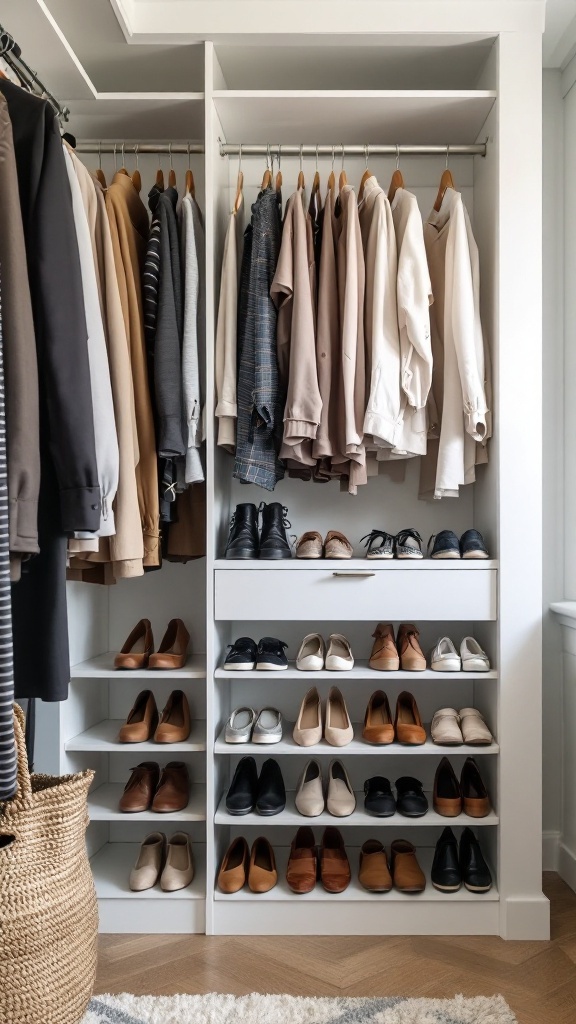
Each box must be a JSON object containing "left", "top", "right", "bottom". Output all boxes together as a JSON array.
[{"left": 215, "top": 201, "right": 241, "bottom": 452}]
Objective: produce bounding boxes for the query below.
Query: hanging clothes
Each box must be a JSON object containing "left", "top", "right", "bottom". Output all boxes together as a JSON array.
[
  {"left": 180, "top": 192, "right": 205, "bottom": 485},
  {"left": 234, "top": 186, "right": 284, "bottom": 491},
  {"left": 0, "top": 271, "right": 17, "bottom": 801},
  {"left": 215, "top": 198, "right": 241, "bottom": 452},
  {"left": 312, "top": 185, "right": 342, "bottom": 477},
  {"left": 0, "top": 94, "right": 40, "bottom": 581}
]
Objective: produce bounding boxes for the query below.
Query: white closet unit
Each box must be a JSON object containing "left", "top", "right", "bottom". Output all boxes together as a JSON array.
[{"left": 46, "top": 5, "right": 546, "bottom": 939}]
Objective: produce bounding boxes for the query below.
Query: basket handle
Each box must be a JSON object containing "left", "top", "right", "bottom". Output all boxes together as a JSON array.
[{"left": 10, "top": 703, "right": 33, "bottom": 805}]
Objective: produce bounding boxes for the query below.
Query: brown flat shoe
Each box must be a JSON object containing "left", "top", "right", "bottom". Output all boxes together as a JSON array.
[
  {"left": 359, "top": 839, "right": 393, "bottom": 892},
  {"left": 362, "top": 690, "right": 394, "bottom": 745},
  {"left": 149, "top": 619, "right": 190, "bottom": 670},
  {"left": 248, "top": 836, "right": 278, "bottom": 893},
  {"left": 118, "top": 689, "right": 159, "bottom": 743},
  {"left": 397, "top": 623, "right": 427, "bottom": 671},
  {"left": 433, "top": 756, "right": 462, "bottom": 816},
  {"left": 151, "top": 761, "right": 190, "bottom": 813},
  {"left": 390, "top": 839, "right": 426, "bottom": 892},
  {"left": 461, "top": 757, "right": 491, "bottom": 817},
  {"left": 320, "top": 826, "right": 351, "bottom": 893},
  {"left": 395, "top": 691, "right": 426, "bottom": 745},
  {"left": 286, "top": 826, "right": 317, "bottom": 894},
  {"left": 114, "top": 619, "right": 154, "bottom": 670},
  {"left": 324, "top": 530, "right": 353, "bottom": 559},
  {"left": 218, "top": 836, "right": 249, "bottom": 893},
  {"left": 154, "top": 690, "right": 191, "bottom": 743},
  {"left": 118, "top": 762, "right": 160, "bottom": 813},
  {"left": 369, "top": 623, "right": 400, "bottom": 671},
  {"left": 295, "top": 531, "right": 323, "bottom": 559}
]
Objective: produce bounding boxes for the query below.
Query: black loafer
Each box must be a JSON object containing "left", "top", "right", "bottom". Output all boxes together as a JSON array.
[
  {"left": 223, "top": 637, "right": 257, "bottom": 671},
  {"left": 431, "top": 827, "right": 462, "bottom": 892},
  {"left": 459, "top": 827, "right": 493, "bottom": 892},
  {"left": 395, "top": 776, "right": 429, "bottom": 817},
  {"left": 428, "top": 530, "right": 461, "bottom": 559},
  {"left": 256, "top": 758, "right": 286, "bottom": 815},
  {"left": 364, "top": 776, "right": 396, "bottom": 817},
  {"left": 226, "top": 756, "right": 258, "bottom": 815},
  {"left": 225, "top": 503, "right": 259, "bottom": 559},
  {"left": 259, "top": 502, "right": 292, "bottom": 559},
  {"left": 460, "top": 529, "right": 489, "bottom": 560}
]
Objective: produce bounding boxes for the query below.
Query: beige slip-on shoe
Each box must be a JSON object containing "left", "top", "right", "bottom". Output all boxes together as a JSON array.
[
  {"left": 325, "top": 633, "right": 354, "bottom": 671},
  {"left": 296, "top": 633, "right": 326, "bottom": 671},
  {"left": 130, "top": 832, "right": 166, "bottom": 891},
  {"left": 160, "top": 832, "right": 195, "bottom": 892},
  {"left": 431, "top": 708, "right": 463, "bottom": 746},
  {"left": 327, "top": 759, "right": 356, "bottom": 816},
  {"left": 295, "top": 759, "right": 325, "bottom": 816},
  {"left": 295, "top": 531, "right": 323, "bottom": 558},
  {"left": 293, "top": 687, "right": 323, "bottom": 747},
  {"left": 325, "top": 686, "right": 354, "bottom": 747},
  {"left": 459, "top": 708, "right": 493, "bottom": 746},
  {"left": 324, "top": 530, "right": 353, "bottom": 559}
]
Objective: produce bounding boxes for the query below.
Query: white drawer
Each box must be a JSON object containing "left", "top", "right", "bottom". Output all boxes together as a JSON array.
[{"left": 214, "top": 567, "right": 497, "bottom": 621}]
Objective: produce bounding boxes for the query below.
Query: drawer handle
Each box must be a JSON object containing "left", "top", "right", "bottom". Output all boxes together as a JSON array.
[{"left": 332, "top": 571, "right": 376, "bottom": 578}]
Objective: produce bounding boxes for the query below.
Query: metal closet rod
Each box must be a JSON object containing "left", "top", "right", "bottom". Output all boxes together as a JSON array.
[
  {"left": 74, "top": 141, "right": 205, "bottom": 154},
  {"left": 220, "top": 142, "right": 487, "bottom": 157}
]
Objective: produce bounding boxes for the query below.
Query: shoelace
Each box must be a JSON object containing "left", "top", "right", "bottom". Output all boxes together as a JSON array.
[
  {"left": 258, "top": 502, "right": 292, "bottom": 530},
  {"left": 257, "top": 638, "right": 288, "bottom": 655},
  {"left": 360, "top": 529, "right": 394, "bottom": 551},
  {"left": 395, "top": 528, "right": 423, "bottom": 549}
]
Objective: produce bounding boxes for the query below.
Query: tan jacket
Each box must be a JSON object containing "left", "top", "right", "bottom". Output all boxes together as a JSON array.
[{"left": 106, "top": 172, "right": 160, "bottom": 566}]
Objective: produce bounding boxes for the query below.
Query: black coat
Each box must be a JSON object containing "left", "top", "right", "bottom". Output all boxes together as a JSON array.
[{"left": 0, "top": 81, "right": 100, "bottom": 701}]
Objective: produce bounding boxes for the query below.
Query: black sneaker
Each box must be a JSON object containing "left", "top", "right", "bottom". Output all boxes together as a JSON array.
[
  {"left": 428, "top": 530, "right": 461, "bottom": 559},
  {"left": 360, "top": 529, "right": 394, "bottom": 559},
  {"left": 460, "top": 529, "right": 489, "bottom": 560},
  {"left": 256, "top": 637, "right": 288, "bottom": 671},
  {"left": 395, "top": 529, "right": 424, "bottom": 560},
  {"left": 431, "top": 827, "right": 462, "bottom": 892},
  {"left": 223, "top": 637, "right": 258, "bottom": 671}
]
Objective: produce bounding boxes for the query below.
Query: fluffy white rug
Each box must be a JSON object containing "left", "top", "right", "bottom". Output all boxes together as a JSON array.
[{"left": 83, "top": 992, "right": 517, "bottom": 1024}]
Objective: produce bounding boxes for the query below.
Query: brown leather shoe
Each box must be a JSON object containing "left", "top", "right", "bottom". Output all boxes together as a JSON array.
[
  {"left": 359, "top": 839, "right": 393, "bottom": 892},
  {"left": 118, "top": 690, "right": 159, "bottom": 743},
  {"left": 461, "top": 757, "right": 491, "bottom": 817},
  {"left": 286, "top": 826, "right": 317, "bottom": 894},
  {"left": 320, "top": 826, "right": 351, "bottom": 893},
  {"left": 149, "top": 619, "right": 190, "bottom": 670},
  {"left": 119, "top": 762, "right": 160, "bottom": 813},
  {"left": 324, "top": 530, "right": 353, "bottom": 559},
  {"left": 397, "top": 624, "right": 427, "bottom": 671},
  {"left": 395, "top": 691, "right": 426, "bottom": 745},
  {"left": 390, "top": 839, "right": 426, "bottom": 892},
  {"left": 369, "top": 623, "right": 400, "bottom": 671},
  {"left": 433, "top": 756, "right": 462, "bottom": 816},
  {"left": 151, "top": 761, "right": 190, "bottom": 813},
  {"left": 114, "top": 619, "right": 154, "bottom": 670},
  {"left": 154, "top": 690, "right": 191, "bottom": 743},
  {"left": 363, "top": 690, "right": 394, "bottom": 745},
  {"left": 218, "top": 836, "right": 249, "bottom": 893},
  {"left": 248, "top": 836, "right": 278, "bottom": 893}
]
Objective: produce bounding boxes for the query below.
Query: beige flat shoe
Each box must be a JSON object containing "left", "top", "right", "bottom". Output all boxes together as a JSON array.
[
  {"left": 325, "top": 633, "right": 354, "bottom": 671},
  {"left": 327, "top": 759, "right": 356, "bottom": 816},
  {"left": 130, "top": 832, "right": 166, "bottom": 891},
  {"left": 431, "top": 708, "right": 463, "bottom": 746},
  {"left": 325, "top": 686, "right": 353, "bottom": 747},
  {"left": 296, "top": 633, "right": 326, "bottom": 671},
  {"left": 114, "top": 619, "right": 154, "bottom": 670},
  {"left": 459, "top": 708, "right": 493, "bottom": 745},
  {"left": 295, "top": 759, "right": 325, "bottom": 816},
  {"left": 324, "top": 530, "right": 353, "bottom": 559},
  {"left": 296, "top": 531, "right": 323, "bottom": 558},
  {"left": 160, "top": 832, "right": 194, "bottom": 891},
  {"left": 293, "top": 687, "right": 322, "bottom": 746}
]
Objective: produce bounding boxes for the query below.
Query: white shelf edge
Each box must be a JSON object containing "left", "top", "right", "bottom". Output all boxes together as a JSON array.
[
  {"left": 214, "top": 661, "right": 497, "bottom": 680},
  {"left": 212, "top": 89, "right": 497, "bottom": 99},
  {"left": 66, "top": 718, "right": 207, "bottom": 752},
  {"left": 70, "top": 652, "right": 206, "bottom": 679},
  {"left": 214, "top": 559, "right": 498, "bottom": 571},
  {"left": 214, "top": 725, "right": 499, "bottom": 756}
]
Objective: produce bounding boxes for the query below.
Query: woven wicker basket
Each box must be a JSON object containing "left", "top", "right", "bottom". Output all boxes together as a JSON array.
[{"left": 0, "top": 704, "right": 98, "bottom": 1024}]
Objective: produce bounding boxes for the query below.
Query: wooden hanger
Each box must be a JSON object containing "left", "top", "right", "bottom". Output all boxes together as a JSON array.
[
  {"left": 358, "top": 145, "right": 372, "bottom": 202},
  {"left": 233, "top": 144, "right": 243, "bottom": 213},
  {"left": 275, "top": 144, "right": 283, "bottom": 192},
  {"left": 297, "top": 144, "right": 305, "bottom": 190},
  {"left": 327, "top": 146, "right": 336, "bottom": 192},
  {"left": 185, "top": 143, "right": 195, "bottom": 197},
  {"left": 338, "top": 144, "right": 347, "bottom": 190},
  {"left": 168, "top": 143, "right": 176, "bottom": 188},
  {"left": 131, "top": 144, "right": 142, "bottom": 193},
  {"left": 388, "top": 145, "right": 405, "bottom": 203},
  {"left": 94, "top": 141, "right": 107, "bottom": 189},
  {"left": 434, "top": 146, "right": 455, "bottom": 211},
  {"left": 155, "top": 150, "right": 164, "bottom": 189}
]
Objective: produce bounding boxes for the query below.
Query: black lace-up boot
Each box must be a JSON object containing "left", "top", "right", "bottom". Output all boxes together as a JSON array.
[
  {"left": 224, "top": 503, "right": 259, "bottom": 559},
  {"left": 259, "top": 502, "right": 292, "bottom": 559}
]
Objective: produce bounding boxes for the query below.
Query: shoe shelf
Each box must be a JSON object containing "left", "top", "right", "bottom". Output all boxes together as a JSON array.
[
  {"left": 89, "top": 783, "right": 207, "bottom": 822},
  {"left": 66, "top": 718, "right": 207, "bottom": 752},
  {"left": 213, "top": 847, "right": 498, "bottom": 903},
  {"left": 215, "top": 559, "right": 498, "bottom": 571},
  {"left": 214, "top": 727, "right": 499, "bottom": 755},
  {"left": 214, "top": 662, "right": 498, "bottom": 681},
  {"left": 214, "top": 791, "right": 499, "bottom": 827},
  {"left": 70, "top": 652, "right": 207, "bottom": 679},
  {"left": 91, "top": 842, "right": 207, "bottom": 900}
]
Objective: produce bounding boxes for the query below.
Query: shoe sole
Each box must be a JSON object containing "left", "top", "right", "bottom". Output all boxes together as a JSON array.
[
  {"left": 296, "top": 553, "right": 322, "bottom": 559},
  {"left": 259, "top": 552, "right": 292, "bottom": 560},
  {"left": 325, "top": 662, "right": 354, "bottom": 671},
  {"left": 251, "top": 735, "right": 282, "bottom": 744},
  {"left": 365, "top": 809, "right": 396, "bottom": 817},
  {"left": 432, "top": 739, "right": 463, "bottom": 746},
  {"left": 224, "top": 663, "right": 256, "bottom": 671},
  {"left": 366, "top": 553, "right": 393, "bottom": 560},
  {"left": 369, "top": 660, "right": 400, "bottom": 671},
  {"left": 396, "top": 809, "right": 428, "bottom": 818},
  {"left": 431, "top": 551, "right": 460, "bottom": 559},
  {"left": 225, "top": 806, "right": 255, "bottom": 816},
  {"left": 464, "top": 882, "right": 493, "bottom": 892},
  {"left": 225, "top": 551, "right": 257, "bottom": 559},
  {"left": 432, "top": 881, "right": 462, "bottom": 893},
  {"left": 360, "top": 885, "right": 394, "bottom": 893},
  {"left": 396, "top": 553, "right": 424, "bottom": 560},
  {"left": 257, "top": 663, "right": 288, "bottom": 671},
  {"left": 225, "top": 735, "right": 251, "bottom": 743},
  {"left": 462, "top": 552, "right": 489, "bottom": 559},
  {"left": 431, "top": 662, "right": 461, "bottom": 672},
  {"left": 462, "top": 662, "right": 490, "bottom": 672},
  {"left": 256, "top": 806, "right": 286, "bottom": 815}
]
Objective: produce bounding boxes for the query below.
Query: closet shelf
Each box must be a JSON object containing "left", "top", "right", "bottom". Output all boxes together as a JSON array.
[
  {"left": 214, "top": 662, "right": 498, "bottom": 681},
  {"left": 213, "top": 848, "right": 498, "bottom": 902},
  {"left": 214, "top": 559, "right": 498, "bottom": 571},
  {"left": 214, "top": 727, "right": 499, "bottom": 756},
  {"left": 65, "top": 95, "right": 205, "bottom": 141},
  {"left": 70, "top": 652, "right": 206, "bottom": 679},
  {"left": 214, "top": 792, "right": 499, "bottom": 827},
  {"left": 66, "top": 719, "right": 206, "bottom": 752},
  {"left": 91, "top": 843, "right": 206, "bottom": 900},
  {"left": 89, "top": 783, "right": 206, "bottom": 822}
]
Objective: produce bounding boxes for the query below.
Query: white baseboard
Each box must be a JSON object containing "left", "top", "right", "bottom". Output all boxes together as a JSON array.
[{"left": 543, "top": 830, "right": 561, "bottom": 871}]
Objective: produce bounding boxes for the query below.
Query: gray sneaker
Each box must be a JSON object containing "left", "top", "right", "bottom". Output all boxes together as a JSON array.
[
  {"left": 252, "top": 707, "right": 283, "bottom": 744},
  {"left": 225, "top": 707, "right": 256, "bottom": 743}
]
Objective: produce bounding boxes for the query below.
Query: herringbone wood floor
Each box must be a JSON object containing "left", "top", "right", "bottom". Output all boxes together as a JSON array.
[{"left": 96, "top": 873, "right": 576, "bottom": 1023}]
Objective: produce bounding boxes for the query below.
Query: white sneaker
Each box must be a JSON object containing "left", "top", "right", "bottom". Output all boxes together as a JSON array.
[
  {"left": 430, "top": 637, "right": 461, "bottom": 672},
  {"left": 460, "top": 637, "right": 490, "bottom": 672},
  {"left": 296, "top": 633, "right": 326, "bottom": 671},
  {"left": 325, "top": 633, "right": 354, "bottom": 671}
]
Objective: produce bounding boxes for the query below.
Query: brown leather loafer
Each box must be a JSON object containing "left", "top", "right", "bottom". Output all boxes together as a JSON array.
[
  {"left": 149, "top": 619, "right": 190, "bottom": 670},
  {"left": 248, "top": 836, "right": 278, "bottom": 893},
  {"left": 461, "top": 757, "right": 491, "bottom": 817},
  {"left": 119, "top": 762, "right": 160, "bottom": 813},
  {"left": 218, "top": 836, "right": 249, "bottom": 893},
  {"left": 369, "top": 623, "right": 400, "bottom": 671},
  {"left": 359, "top": 839, "right": 393, "bottom": 892},
  {"left": 154, "top": 690, "right": 191, "bottom": 743},
  {"left": 114, "top": 618, "right": 154, "bottom": 670},
  {"left": 397, "top": 623, "right": 427, "bottom": 671},
  {"left": 433, "top": 757, "right": 463, "bottom": 816},
  {"left": 363, "top": 690, "right": 394, "bottom": 745},
  {"left": 390, "top": 839, "right": 426, "bottom": 892},
  {"left": 151, "top": 761, "right": 190, "bottom": 813},
  {"left": 395, "top": 691, "right": 426, "bottom": 745},
  {"left": 118, "top": 689, "right": 159, "bottom": 743},
  {"left": 286, "top": 826, "right": 317, "bottom": 894},
  {"left": 320, "top": 826, "right": 351, "bottom": 893}
]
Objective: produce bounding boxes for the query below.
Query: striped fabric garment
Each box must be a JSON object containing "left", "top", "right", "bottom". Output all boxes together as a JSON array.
[{"left": 0, "top": 276, "right": 17, "bottom": 801}]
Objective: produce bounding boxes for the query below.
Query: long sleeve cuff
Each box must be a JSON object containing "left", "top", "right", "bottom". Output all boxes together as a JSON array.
[
  {"left": 283, "top": 417, "right": 319, "bottom": 443},
  {"left": 465, "top": 406, "right": 488, "bottom": 443},
  {"left": 60, "top": 486, "right": 101, "bottom": 534}
]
